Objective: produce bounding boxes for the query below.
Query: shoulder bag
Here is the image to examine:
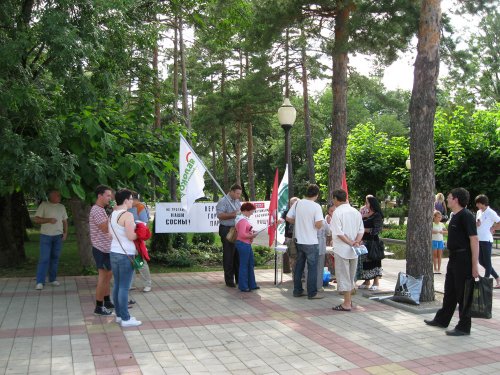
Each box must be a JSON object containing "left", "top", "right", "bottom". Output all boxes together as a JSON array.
[
  {"left": 366, "top": 237, "right": 385, "bottom": 261},
  {"left": 110, "top": 211, "right": 144, "bottom": 271}
]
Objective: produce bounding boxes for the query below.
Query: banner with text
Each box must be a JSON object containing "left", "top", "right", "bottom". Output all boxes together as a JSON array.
[{"left": 155, "top": 201, "right": 270, "bottom": 233}]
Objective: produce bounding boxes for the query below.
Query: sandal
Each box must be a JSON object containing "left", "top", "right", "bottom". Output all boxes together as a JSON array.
[
  {"left": 358, "top": 284, "right": 369, "bottom": 289},
  {"left": 332, "top": 304, "right": 351, "bottom": 311},
  {"left": 494, "top": 285, "right": 500, "bottom": 289},
  {"left": 369, "top": 285, "right": 379, "bottom": 291}
]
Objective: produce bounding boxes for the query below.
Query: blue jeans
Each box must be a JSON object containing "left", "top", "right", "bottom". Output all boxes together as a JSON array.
[
  {"left": 110, "top": 252, "right": 134, "bottom": 321},
  {"left": 479, "top": 241, "right": 499, "bottom": 279},
  {"left": 235, "top": 241, "right": 257, "bottom": 291},
  {"left": 36, "top": 234, "right": 63, "bottom": 284},
  {"left": 293, "top": 243, "right": 319, "bottom": 297}
]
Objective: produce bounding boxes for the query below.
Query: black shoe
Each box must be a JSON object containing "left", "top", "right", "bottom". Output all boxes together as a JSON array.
[
  {"left": 424, "top": 319, "right": 447, "bottom": 328},
  {"left": 293, "top": 291, "right": 306, "bottom": 297},
  {"left": 446, "top": 328, "right": 470, "bottom": 336},
  {"left": 94, "top": 306, "right": 113, "bottom": 316},
  {"left": 104, "top": 301, "right": 115, "bottom": 309},
  {"left": 241, "top": 289, "right": 251, "bottom": 292},
  {"left": 226, "top": 283, "right": 236, "bottom": 288},
  {"left": 251, "top": 286, "right": 260, "bottom": 290}
]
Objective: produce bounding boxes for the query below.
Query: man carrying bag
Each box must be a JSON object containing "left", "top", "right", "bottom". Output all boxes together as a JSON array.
[{"left": 424, "top": 188, "right": 479, "bottom": 336}]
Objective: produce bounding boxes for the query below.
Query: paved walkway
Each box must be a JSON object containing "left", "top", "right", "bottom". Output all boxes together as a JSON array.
[{"left": 1, "top": 256, "right": 499, "bottom": 375}]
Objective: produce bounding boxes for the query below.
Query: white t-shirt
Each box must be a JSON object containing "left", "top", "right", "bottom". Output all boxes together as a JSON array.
[
  {"left": 286, "top": 199, "right": 323, "bottom": 245},
  {"left": 476, "top": 207, "right": 500, "bottom": 242},
  {"left": 35, "top": 201, "right": 68, "bottom": 236},
  {"left": 432, "top": 222, "right": 446, "bottom": 241},
  {"left": 330, "top": 203, "right": 364, "bottom": 259}
]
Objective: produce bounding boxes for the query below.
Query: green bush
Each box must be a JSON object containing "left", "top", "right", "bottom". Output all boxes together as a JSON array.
[
  {"left": 150, "top": 249, "right": 194, "bottom": 267},
  {"left": 192, "top": 232, "right": 216, "bottom": 245},
  {"left": 382, "top": 207, "right": 408, "bottom": 218},
  {"left": 190, "top": 243, "right": 222, "bottom": 266},
  {"left": 381, "top": 226, "right": 406, "bottom": 240},
  {"left": 253, "top": 245, "right": 274, "bottom": 266}
]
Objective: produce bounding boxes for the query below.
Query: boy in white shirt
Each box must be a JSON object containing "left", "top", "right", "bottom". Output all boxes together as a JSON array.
[{"left": 475, "top": 194, "right": 500, "bottom": 288}]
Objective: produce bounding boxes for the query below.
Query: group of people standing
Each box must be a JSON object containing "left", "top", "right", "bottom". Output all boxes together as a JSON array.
[{"left": 34, "top": 185, "right": 152, "bottom": 328}]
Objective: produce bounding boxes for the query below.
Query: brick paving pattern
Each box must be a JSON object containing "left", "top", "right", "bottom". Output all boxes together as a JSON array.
[{"left": 1, "top": 256, "right": 500, "bottom": 375}]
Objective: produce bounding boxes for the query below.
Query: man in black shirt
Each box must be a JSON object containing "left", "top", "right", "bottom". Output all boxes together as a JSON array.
[{"left": 424, "top": 187, "right": 479, "bottom": 336}]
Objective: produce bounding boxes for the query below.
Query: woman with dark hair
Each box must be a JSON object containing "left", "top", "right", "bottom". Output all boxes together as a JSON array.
[
  {"left": 235, "top": 202, "right": 259, "bottom": 292},
  {"left": 358, "top": 196, "right": 384, "bottom": 290},
  {"left": 109, "top": 189, "right": 141, "bottom": 327}
]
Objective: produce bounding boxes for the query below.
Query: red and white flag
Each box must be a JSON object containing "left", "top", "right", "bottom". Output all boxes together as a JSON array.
[
  {"left": 267, "top": 168, "right": 279, "bottom": 246},
  {"left": 342, "top": 170, "right": 349, "bottom": 201}
]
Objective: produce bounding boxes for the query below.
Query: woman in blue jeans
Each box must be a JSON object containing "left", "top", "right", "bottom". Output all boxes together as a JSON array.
[
  {"left": 235, "top": 202, "right": 259, "bottom": 292},
  {"left": 109, "top": 189, "right": 141, "bottom": 327}
]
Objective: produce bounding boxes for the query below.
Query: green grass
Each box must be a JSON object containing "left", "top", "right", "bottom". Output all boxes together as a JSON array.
[{"left": 0, "top": 227, "right": 86, "bottom": 278}]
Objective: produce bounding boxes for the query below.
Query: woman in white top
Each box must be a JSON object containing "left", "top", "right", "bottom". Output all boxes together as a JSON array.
[{"left": 109, "top": 189, "right": 141, "bottom": 327}]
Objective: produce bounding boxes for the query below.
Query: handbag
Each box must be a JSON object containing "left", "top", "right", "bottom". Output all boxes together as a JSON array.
[
  {"left": 392, "top": 272, "right": 423, "bottom": 305},
  {"left": 367, "top": 238, "right": 385, "bottom": 261},
  {"left": 226, "top": 227, "right": 237, "bottom": 243},
  {"left": 463, "top": 277, "right": 493, "bottom": 319},
  {"left": 110, "top": 211, "right": 144, "bottom": 271}
]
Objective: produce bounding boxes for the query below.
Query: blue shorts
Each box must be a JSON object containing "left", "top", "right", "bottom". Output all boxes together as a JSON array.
[
  {"left": 92, "top": 247, "right": 111, "bottom": 270},
  {"left": 432, "top": 240, "right": 445, "bottom": 250}
]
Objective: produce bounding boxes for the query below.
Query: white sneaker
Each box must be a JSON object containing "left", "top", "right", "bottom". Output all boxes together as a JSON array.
[
  {"left": 115, "top": 317, "right": 122, "bottom": 324},
  {"left": 49, "top": 281, "right": 60, "bottom": 286},
  {"left": 143, "top": 286, "right": 152, "bottom": 293},
  {"left": 121, "top": 317, "right": 142, "bottom": 327},
  {"left": 35, "top": 283, "right": 43, "bottom": 290}
]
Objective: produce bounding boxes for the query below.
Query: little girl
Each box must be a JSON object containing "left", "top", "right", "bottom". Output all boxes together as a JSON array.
[{"left": 432, "top": 210, "right": 447, "bottom": 274}]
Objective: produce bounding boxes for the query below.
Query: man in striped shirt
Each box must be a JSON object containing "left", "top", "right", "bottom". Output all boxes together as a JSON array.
[{"left": 89, "top": 185, "right": 114, "bottom": 316}]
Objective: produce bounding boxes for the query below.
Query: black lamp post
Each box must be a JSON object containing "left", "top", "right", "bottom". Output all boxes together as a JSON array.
[{"left": 278, "top": 98, "right": 297, "bottom": 198}]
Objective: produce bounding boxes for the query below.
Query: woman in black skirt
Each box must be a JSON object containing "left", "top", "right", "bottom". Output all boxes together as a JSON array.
[{"left": 358, "top": 196, "right": 384, "bottom": 291}]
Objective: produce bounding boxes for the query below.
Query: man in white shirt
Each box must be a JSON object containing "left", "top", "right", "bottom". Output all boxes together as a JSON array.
[
  {"left": 330, "top": 189, "right": 364, "bottom": 311},
  {"left": 34, "top": 189, "right": 68, "bottom": 290},
  {"left": 475, "top": 194, "right": 500, "bottom": 288},
  {"left": 286, "top": 184, "right": 324, "bottom": 299}
]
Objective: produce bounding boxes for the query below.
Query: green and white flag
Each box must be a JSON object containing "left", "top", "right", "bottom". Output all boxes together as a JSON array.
[
  {"left": 276, "top": 165, "right": 289, "bottom": 244},
  {"left": 179, "top": 134, "right": 206, "bottom": 213}
]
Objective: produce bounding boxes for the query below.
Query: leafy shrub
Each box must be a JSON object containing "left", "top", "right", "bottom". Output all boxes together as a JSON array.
[
  {"left": 382, "top": 207, "right": 408, "bottom": 218},
  {"left": 381, "top": 226, "right": 406, "bottom": 240},
  {"left": 150, "top": 249, "right": 194, "bottom": 267},
  {"left": 190, "top": 243, "right": 222, "bottom": 266},
  {"left": 192, "top": 232, "right": 216, "bottom": 245},
  {"left": 253, "top": 245, "right": 274, "bottom": 266}
]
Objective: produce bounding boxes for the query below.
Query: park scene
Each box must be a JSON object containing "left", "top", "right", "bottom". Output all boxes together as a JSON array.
[{"left": 1, "top": 0, "right": 500, "bottom": 374}]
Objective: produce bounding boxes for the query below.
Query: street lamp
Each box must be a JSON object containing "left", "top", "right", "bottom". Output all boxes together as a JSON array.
[{"left": 278, "top": 98, "right": 296, "bottom": 198}]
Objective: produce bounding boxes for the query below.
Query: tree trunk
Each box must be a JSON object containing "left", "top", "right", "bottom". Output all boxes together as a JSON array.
[
  {"left": 301, "top": 27, "right": 315, "bottom": 184},
  {"left": 221, "top": 126, "right": 229, "bottom": 191},
  {"left": 406, "top": 0, "right": 441, "bottom": 302},
  {"left": 179, "top": 16, "right": 191, "bottom": 130},
  {"left": 173, "top": 16, "right": 179, "bottom": 116},
  {"left": 68, "top": 198, "right": 93, "bottom": 268},
  {"left": 152, "top": 28, "right": 161, "bottom": 130},
  {"left": 328, "top": 6, "right": 350, "bottom": 202},
  {"left": 235, "top": 122, "right": 241, "bottom": 185},
  {"left": 0, "top": 193, "right": 27, "bottom": 266},
  {"left": 247, "top": 122, "right": 255, "bottom": 200}
]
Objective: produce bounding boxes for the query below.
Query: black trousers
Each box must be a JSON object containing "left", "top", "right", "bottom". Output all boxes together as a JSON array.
[
  {"left": 219, "top": 225, "right": 239, "bottom": 285},
  {"left": 433, "top": 250, "right": 472, "bottom": 333}
]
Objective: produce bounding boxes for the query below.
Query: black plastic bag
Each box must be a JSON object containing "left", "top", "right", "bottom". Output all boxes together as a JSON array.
[
  {"left": 367, "top": 238, "right": 385, "bottom": 261},
  {"left": 463, "top": 277, "right": 493, "bottom": 319}
]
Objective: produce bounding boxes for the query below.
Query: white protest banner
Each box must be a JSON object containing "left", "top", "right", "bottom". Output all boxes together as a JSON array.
[{"left": 155, "top": 201, "right": 270, "bottom": 234}]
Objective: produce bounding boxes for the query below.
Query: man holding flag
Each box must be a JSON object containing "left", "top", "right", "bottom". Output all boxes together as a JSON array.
[{"left": 216, "top": 184, "right": 242, "bottom": 288}]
